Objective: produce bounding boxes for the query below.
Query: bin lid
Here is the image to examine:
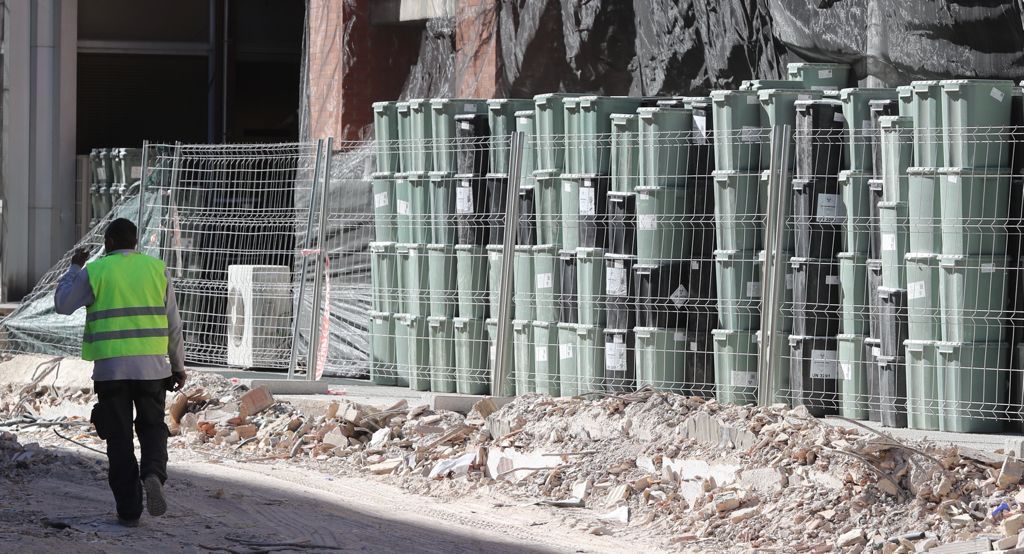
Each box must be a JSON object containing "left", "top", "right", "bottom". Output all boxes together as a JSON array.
[
  {"left": 428, "top": 171, "right": 455, "bottom": 180},
  {"left": 838, "top": 169, "right": 871, "bottom": 182},
  {"left": 878, "top": 115, "right": 912, "bottom": 129},
  {"left": 836, "top": 252, "right": 869, "bottom": 261},
  {"left": 836, "top": 334, "right": 867, "bottom": 343},
  {"left": 372, "top": 101, "right": 394, "bottom": 110},
  {"left": 903, "top": 338, "right": 939, "bottom": 351},
  {"left": 575, "top": 247, "right": 605, "bottom": 258},
  {"left": 610, "top": 113, "right": 638, "bottom": 121},
  {"left": 370, "top": 171, "right": 395, "bottom": 179},
  {"left": 838, "top": 87, "right": 897, "bottom": 100},
  {"left": 904, "top": 252, "right": 939, "bottom": 264},
  {"left": 532, "top": 168, "right": 560, "bottom": 180},
  {"left": 757, "top": 89, "right": 820, "bottom": 101},
  {"left": 513, "top": 110, "right": 535, "bottom": 118},
  {"left": 426, "top": 244, "right": 455, "bottom": 252},
  {"left": 454, "top": 244, "right": 484, "bottom": 252},
  {"left": 906, "top": 166, "right": 939, "bottom": 176},
  {"left": 369, "top": 241, "right": 396, "bottom": 252}
]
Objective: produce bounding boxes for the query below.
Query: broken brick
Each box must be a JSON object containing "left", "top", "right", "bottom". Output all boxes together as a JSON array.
[{"left": 238, "top": 386, "right": 274, "bottom": 418}]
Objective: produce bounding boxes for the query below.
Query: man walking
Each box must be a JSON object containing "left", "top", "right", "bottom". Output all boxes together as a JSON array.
[{"left": 55, "top": 218, "right": 187, "bottom": 526}]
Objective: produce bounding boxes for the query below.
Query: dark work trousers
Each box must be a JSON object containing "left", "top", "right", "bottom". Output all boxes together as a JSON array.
[{"left": 91, "top": 378, "right": 170, "bottom": 520}]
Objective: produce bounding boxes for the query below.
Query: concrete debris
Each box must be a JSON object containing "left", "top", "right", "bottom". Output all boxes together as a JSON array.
[
  {"left": 1000, "top": 458, "right": 1024, "bottom": 489},
  {"left": 238, "top": 386, "right": 274, "bottom": 418},
  {"left": 598, "top": 505, "right": 629, "bottom": 524},
  {"left": 837, "top": 528, "right": 866, "bottom": 548}
]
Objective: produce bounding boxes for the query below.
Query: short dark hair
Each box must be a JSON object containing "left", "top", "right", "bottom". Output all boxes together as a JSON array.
[{"left": 104, "top": 218, "right": 138, "bottom": 250}]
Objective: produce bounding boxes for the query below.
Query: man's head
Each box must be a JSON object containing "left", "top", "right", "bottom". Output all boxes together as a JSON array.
[{"left": 104, "top": 218, "right": 138, "bottom": 253}]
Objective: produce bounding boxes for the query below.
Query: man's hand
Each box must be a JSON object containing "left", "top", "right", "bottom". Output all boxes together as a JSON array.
[
  {"left": 70, "top": 248, "right": 91, "bottom": 267},
  {"left": 171, "top": 372, "right": 187, "bottom": 392}
]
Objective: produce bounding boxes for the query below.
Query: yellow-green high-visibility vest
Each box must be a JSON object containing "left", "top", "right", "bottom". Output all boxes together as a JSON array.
[{"left": 82, "top": 252, "right": 169, "bottom": 361}]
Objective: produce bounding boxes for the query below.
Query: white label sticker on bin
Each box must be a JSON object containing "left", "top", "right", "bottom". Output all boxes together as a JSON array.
[
  {"left": 613, "top": 334, "right": 624, "bottom": 344},
  {"left": 981, "top": 263, "right": 996, "bottom": 273},
  {"left": 907, "top": 281, "right": 926, "bottom": 300},
  {"left": 537, "top": 273, "right": 553, "bottom": 289},
  {"left": 606, "top": 268, "right": 627, "bottom": 295},
  {"left": 397, "top": 200, "right": 410, "bottom": 215},
  {"left": 733, "top": 372, "right": 758, "bottom": 387},
  {"left": 825, "top": 275, "right": 840, "bottom": 286},
  {"left": 809, "top": 349, "right": 839, "bottom": 379},
  {"left": 535, "top": 346, "right": 548, "bottom": 362},
  {"left": 490, "top": 345, "right": 497, "bottom": 361},
  {"left": 670, "top": 284, "right": 689, "bottom": 306},
  {"left": 559, "top": 343, "right": 574, "bottom": 360},
  {"left": 747, "top": 281, "right": 762, "bottom": 298},
  {"left": 639, "top": 214, "right": 657, "bottom": 230},
  {"left": 746, "top": 94, "right": 759, "bottom": 105},
  {"left": 833, "top": 112, "right": 846, "bottom": 123},
  {"left": 693, "top": 115, "right": 707, "bottom": 138},
  {"left": 818, "top": 69, "right": 833, "bottom": 79},
  {"left": 882, "top": 233, "right": 897, "bottom": 251},
  {"left": 991, "top": 87, "right": 1006, "bottom": 103},
  {"left": 97, "top": 167, "right": 106, "bottom": 180},
  {"left": 840, "top": 363, "right": 852, "bottom": 381},
  {"left": 674, "top": 331, "right": 688, "bottom": 342},
  {"left": 460, "top": 121, "right": 472, "bottom": 131},
  {"left": 605, "top": 343, "right": 626, "bottom": 372},
  {"left": 564, "top": 181, "right": 573, "bottom": 193},
  {"left": 786, "top": 274, "right": 794, "bottom": 289},
  {"left": 374, "top": 192, "right": 389, "bottom": 209},
  {"left": 464, "top": 103, "right": 477, "bottom": 112},
  {"left": 131, "top": 166, "right": 142, "bottom": 179},
  {"left": 691, "top": 261, "right": 701, "bottom": 270},
  {"left": 816, "top": 193, "right": 840, "bottom": 221},
  {"left": 456, "top": 187, "right": 474, "bottom": 213},
  {"left": 690, "top": 341, "right": 698, "bottom": 351},
  {"left": 741, "top": 126, "right": 760, "bottom": 143},
  {"left": 579, "top": 187, "right": 596, "bottom": 215},
  {"left": 518, "top": 117, "right": 530, "bottom": 125},
  {"left": 872, "top": 347, "right": 881, "bottom": 358}
]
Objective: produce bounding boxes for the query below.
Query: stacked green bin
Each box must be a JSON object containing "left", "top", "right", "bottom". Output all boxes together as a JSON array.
[
  {"left": 369, "top": 311, "right": 398, "bottom": 386},
  {"left": 486, "top": 245, "right": 507, "bottom": 317},
  {"left": 938, "top": 255, "right": 1010, "bottom": 342},
  {"left": 710, "top": 90, "right": 763, "bottom": 171},
  {"left": 395, "top": 313, "right": 431, "bottom": 391},
  {"left": 560, "top": 174, "right": 585, "bottom": 249},
  {"left": 837, "top": 252, "right": 869, "bottom": 335},
  {"left": 908, "top": 82, "right": 944, "bottom": 167},
  {"left": 937, "top": 341, "right": 1007, "bottom": 433},
  {"left": 711, "top": 329, "right": 758, "bottom": 405},
  {"left": 839, "top": 88, "right": 897, "bottom": 172},
  {"left": 513, "top": 245, "right": 535, "bottom": 320},
  {"left": 879, "top": 201, "right": 910, "bottom": 289},
  {"left": 759, "top": 89, "right": 824, "bottom": 166},
  {"left": 372, "top": 172, "right": 397, "bottom": 242},
  {"left": 396, "top": 243, "right": 430, "bottom": 316},
  {"left": 906, "top": 167, "right": 942, "bottom": 253},
  {"left": 576, "top": 247, "right": 606, "bottom": 326},
  {"left": 787, "top": 62, "right": 850, "bottom": 91},
  {"left": 741, "top": 79, "right": 805, "bottom": 91},
  {"left": 370, "top": 242, "right": 400, "bottom": 313},
  {"left": 939, "top": 80, "right": 1014, "bottom": 168},
  {"left": 634, "top": 327, "right": 687, "bottom": 393},
  {"left": 557, "top": 322, "right": 579, "bottom": 396},
  {"left": 427, "top": 244, "right": 457, "bottom": 317},
  {"left": 455, "top": 317, "right": 490, "bottom": 395},
  {"left": 484, "top": 318, "right": 513, "bottom": 395},
  {"left": 636, "top": 185, "right": 701, "bottom": 265},
  {"left": 878, "top": 116, "right": 914, "bottom": 203},
  {"left": 564, "top": 96, "right": 643, "bottom": 175},
  {"left": 714, "top": 250, "right": 761, "bottom": 330},
  {"left": 610, "top": 114, "right": 640, "bottom": 193},
  {"left": 428, "top": 316, "right": 456, "bottom": 393},
  {"left": 487, "top": 99, "right": 534, "bottom": 174},
  {"left": 756, "top": 250, "right": 794, "bottom": 333},
  {"left": 429, "top": 171, "right": 456, "bottom": 245},
  {"left": 904, "top": 340, "right": 940, "bottom": 430},
  {"left": 712, "top": 170, "right": 762, "bottom": 251},
  {"left": 756, "top": 331, "right": 791, "bottom": 404},
  {"left": 533, "top": 245, "right": 561, "bottom": 321},
  {"left": 759, "top": 170, "right": 793, "bottom": 252},
  {"left": 905, "top": 254, "right": 942, "bottom": 341},
  {"left": 430, "top": 99, "right": 488, "bottom": 173},
  {"left": 535, "top": 93, "right": 572, "bottom": 171},
  {"left": 838, "top": 334, "right": 872, "bottom": 420},
  {"left": 575, "top": 324, "right": 605, "bottom": 394},
  {"left": 401, "top": 99, "right": 433, "bottom": 173},
  {"left": 395, "top": 172, "right": 432, "bottom": 244},
  {"left": 533, "top": 321, "right": 561, "bottom": 396},
  {"left": 637, "top": 107, "right": 692, "bottom": 187},
  {"left": 534, "top": 169, "right": 562, "bottom": 245},
  {"left": 456, "top": 244, "right": 489, "bottom": 319},
  {"left": 937, "top": 167, "right": 1009, "bottom": 256},
  {"left": 515, "top": 110, "right": 538, "bottom": 187},
  {"left": 838, "top": 170, "right": 872, "bottom": 254},
  {"left": 372, "top": 101, "right": 401, "bottom": 173},
  {"left": 396, "top": 102, "right": 412, "bottom": 172},
  {"left": 512, "top": 320, "right": 535, "bottom": 394}
]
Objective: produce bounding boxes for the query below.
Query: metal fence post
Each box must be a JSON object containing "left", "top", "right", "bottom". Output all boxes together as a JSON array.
[
  {"left": 137, "top": 140, "right": 150, "bottom": 241},
  {"left": 288, "top": 139, "right": 325, "bottom": 379},
  {"left": 493, "top": 131, "right": 525, "bottom": 397},
  {"left": 306, "top": 137, "right": 334, "bottom": 381}
]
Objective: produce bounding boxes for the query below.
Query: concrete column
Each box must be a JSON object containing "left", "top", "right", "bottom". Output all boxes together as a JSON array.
[{"left": 455, "top": 0, "right": 501, "bottom": 98}]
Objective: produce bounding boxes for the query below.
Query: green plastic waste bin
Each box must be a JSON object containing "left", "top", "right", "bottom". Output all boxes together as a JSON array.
[
  {"left": 369, "top": 311, "right": 398, "bottom": 386},
  {"left": 937, "top": 341, "right": 1007, "bottom": 433},
  {"left": 533, "top": 245, "right": 562, "bottom": 322},
  {"left": 575, "top": 324, "right": 605, "bottom": 394},
  {"left": 395, "top": 102, "right": 413, "bottom": 172},
  {"left": 636, "top": 185, "right": 708, "bottom": 265},
  {"left": 611, "top": 114, "right": 640, "bottom": 194},
  {"left": 403, "top": 99, "right": 433, "bottom": 173},
  {"left": 635, "top": 328, "right": 712, "bottom": 395},
  {"left": 456, "top": 244, "right": 489, "bottom": 319},
  {"left": 487, "top": 99, "right": 535, "bottom": 174},
  {"left": 372, "top": 172, "right": 397, "bottom": 242},
  {"left": 395, "top": 313, "right": 431, "bottom": 391},
  {"left": 533, "top": 321, "right": 561, "bottom": 396},
  {"left": 637, "top": 107, "right": 693, "bottom": 187},
  {"left": 879, "top": 201, "right": 910, "bottom": 289},
  {"left": 576, "top": 247, "right": 606, "bottom": 326},
  {"left": 837, "top": 252, "right": 869, "bottom": 336},
  {"left": 903, "top": 339, "right": 940, "bottom": 430},
  {"left": 512, "top": 320, "right": 535, "bottom": 394},
  {"left": 759, "top": 170, "right": 793, "bottom": 252},
  {"left": 838, "top": 334, "right": 872, "bottom": 420},
  {"left": 714, "top": 249, "right": 761, "bottom": 330},
  {"left": 430, "top": 99, "right": 488, "bottom": 173},
  {"left": 711, "top": 90, "right": 764, "bottom": 171},
  {"left": 940, "top": 80, "right": 1015, "bottom": 168},
  {"left": 905, "top": 253, "right": 942, "bottom": 341},
  {"left": 741, "top": 79, "right": 805, "bottom": 91},
  {"left": 759, "top": 89, "right": 824, "bottom": 167},
  {"left": 534, "top": 169, "right": 562, "bottom": 246},
  {"left": 560, "top": 174, "right": 583, "bottom": 250},
  {"left": 711, "top": 329, "right": 759, "bottom": 406},
  {"left": 397, "top": 243, "right": 430, "bottom": 316},
  {"left": 938, "top": 255, "right": 1010, "bottom": 342},
  {"left": 908, "top": 81, "right": 944, "bottom": 167},
  {"left": 429, "top": 171, "right": 457, "bottom": 245},
  {"left": 839, "top": 170, "right": 872, "bottom": 254},
  {"left": 557, "top": 322, "right": 579, "bottom": 396},
  {"left": 513, "top": 245, "right": 535, "bottom": 320},
  {"left": 787, "top": 62, "right": 850, "bottom": 90},
  {"left": 427, "top": 244, "right": 457, "bottom": 318},
  {"left": 713, "top": 170, "right": 762, "bottom": 251},
  {"left": 454, "top": 317, "right": 490, "bottom": 395},
  {"left": 513, "top": 110, "right": 538, "bottom": 188},
  {"left": 756, "top": 330, "right": 791, "bottom": 404},
  {"left": 878, "top": 116, "right": 914, "bottom": 203},
  {"left": 486, "top": 245, "right": 506, "bottom": 317},
  {"left": 937, "top": 167, "right": 1010, "bottom": 256},
  {"left": 428, "top": 316, "right": 456, "bottom": 393},
  {"left": 373, "top": 101, "right": 401, "bottom": 173},
  {"left": 905, "top": 167, "right": 942, "bottom": 253},
  {"left": 370, "top": 242, "right": 400, "bottom": 313},
  {"left": 395, "top": 172, "right": 432, "bottom": 244},
  {"left": 756, "top": 250, "right": 794, "bottom": 333},
  {"left": 840, "top": 88, "right": 897, "bottom": 172},
  {"left": 564, "top": 96, "right": 643, "bottom": 175},
  {"left": 534, "top": 93, "right": 572, "bottom": 171}
]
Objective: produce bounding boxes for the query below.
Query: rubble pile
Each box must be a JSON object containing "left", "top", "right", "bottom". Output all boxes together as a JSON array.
[
  {"left": 0, "top": 431, "right": 51, "bottom": 474},
  {"left": 163, "top": 379, "right": 1024, "bottom": 553}
]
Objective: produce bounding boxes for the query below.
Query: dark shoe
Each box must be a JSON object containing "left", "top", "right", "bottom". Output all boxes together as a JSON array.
[
  {"left": 117, "top": 516, "right": 140, "bottom": 528},
  {"left": 142, "top": 475, "right": 166, "bottom": 517}
]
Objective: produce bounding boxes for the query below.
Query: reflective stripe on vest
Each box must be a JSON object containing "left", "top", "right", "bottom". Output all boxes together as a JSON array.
[{"left": 82, "top": 252, "right": 169, "bottom": 361}]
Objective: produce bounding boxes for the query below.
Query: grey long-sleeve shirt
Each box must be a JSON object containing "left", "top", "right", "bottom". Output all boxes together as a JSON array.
[{"left": 54, "top": 250, "right": 186, "bottom": 381}]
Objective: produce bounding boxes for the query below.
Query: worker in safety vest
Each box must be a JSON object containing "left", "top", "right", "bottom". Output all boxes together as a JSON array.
[{"left": 55, "top": 217, "right": 186, "bottom": 527}]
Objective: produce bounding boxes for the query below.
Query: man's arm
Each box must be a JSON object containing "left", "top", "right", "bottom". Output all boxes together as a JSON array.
[
  {"left": 54, "top": 265, "right": 95, "bottom": 315},
  {"left": 165, "top": 274, "right": 186, "bottom": 376}
]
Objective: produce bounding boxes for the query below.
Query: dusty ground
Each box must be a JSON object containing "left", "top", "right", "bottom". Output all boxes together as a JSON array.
[{"left": 0, "top": 433, "right": 644, "bottom": 553}]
